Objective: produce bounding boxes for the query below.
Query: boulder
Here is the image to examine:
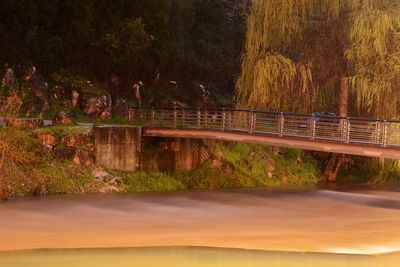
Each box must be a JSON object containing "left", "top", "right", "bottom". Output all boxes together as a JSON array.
[
  {"left": 53, "top": 111, "right": 74, "bottom": 125},
  {"left": 264, "top": 158, "right": 276, "bottom": 171},
  {"left": 5, "top": 118, "right": 43, "bottom": 129},
  {"left": 34, "top": 132, "right": 58, "bottom": 147},
  {"left": 71, "top": 90, "right": 79, "bottom": 107},
  {"left": 23, "top": 66, "right": 50, "bottom": 114},
  {"left": 54, "top": 146, "right": 76, "bottom": 160},
  {"left": 73, "top": 148, "right": 95, "bottom": 166},
  {"left": 81, "top": 94, "right": 112, "bottom": 120},
  {"left": 210, "top": 157, "right": 224, "bottom": 168},
  {"left": 115, "top": 98, "right": 129, "bottom": 119},
  {"left": 54, "top": 146, "right": 94, "bottom": 166},
  {"left": 3, "top": 68, "right": 17, "bottom": 92},
  {"left": 92, "top": 167, "right": 110, "bottom": 180},
  {"left": 61, "top": 133, "right": 92, "bottom": 147},
  {"left": 295, "top": 157, "right": 303, "bottom": 163},
  {"left": 220, "top": 162, "right": 234, "bottom": 174},
  {"left": 272, "top": 147, "right": 285, "bottom": 155}
]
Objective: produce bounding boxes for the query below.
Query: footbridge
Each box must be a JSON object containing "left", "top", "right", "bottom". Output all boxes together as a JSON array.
[{"left": 128, "top": 107, "right": 400, "bottom": 160}]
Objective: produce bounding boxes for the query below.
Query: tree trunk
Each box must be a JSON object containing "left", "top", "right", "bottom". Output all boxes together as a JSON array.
[
  {"left": 338, "top": 74, "right": 349, "bottom": 117},
  {"left": 323, "top": 71, "right": 348, "bottom": 182},
  {"left": 323, "top": 153, "right": 345, "bottom": 181}
]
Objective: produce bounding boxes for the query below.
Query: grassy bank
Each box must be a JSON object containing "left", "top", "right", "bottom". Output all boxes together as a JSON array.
[
  {"left": 6, "top": 125, "right": 398, "bottom": 200},
  {"left": 0, "top": 127, "right": 325, "bottom": 200}
]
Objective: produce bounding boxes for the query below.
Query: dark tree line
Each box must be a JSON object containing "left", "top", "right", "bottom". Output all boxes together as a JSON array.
[{"left": 0, "top": 0, "right": 246, "bottom": 96}]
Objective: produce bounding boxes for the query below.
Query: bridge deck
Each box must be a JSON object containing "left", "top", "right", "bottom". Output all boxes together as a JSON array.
[
  {"left": 130, "top": 107, "right": 400, "bottom": 159},
  {"left": 144, "top": 128, "right": 400, "bottom": 160}
]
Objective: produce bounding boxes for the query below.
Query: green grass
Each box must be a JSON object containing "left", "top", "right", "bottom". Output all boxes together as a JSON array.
[
  {"left": 121, "top": 142, "right": 323, "bottom": 192},
  {"left": 35, "top": 125, "right": 93, "bottom": 136},
  {"left": 122, "top": 171, "right": 185, "bottom": 192}
]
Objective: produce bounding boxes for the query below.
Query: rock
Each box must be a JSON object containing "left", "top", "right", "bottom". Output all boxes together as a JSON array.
[
  {"left": 282, "top": 176, "right": 289, "bottom": 183},
  {"left": 264, "top": 158, "right": 276, "bottom": 171},
  {"left": 2, "top": 68, "right": 17, "bottom": 92},
  {"left": 33, "top": 132, "right": 58, "bottom": 147},
  {"left": 54, "top": 146, "right": 94, "bottom": 166},
  {"left": 81, "top": 93, "right": 112, "bottom": 120},
  {"left": 54, "top": 146, "right": 76, "bottom": 160},
  {"left": 210, "top": 157, "right": 224, "bottom": 168},
  {"left": 53, "top": 111, "right": 74, "bottom": 125},
  {"left": 61, "top": 133, "right": 92, "bottom": 147},
  {"left": 71, "top": 90, "right": 79, "bottom": 107},
  {"left": 43, "top": 145, "right": 53, "bottom": 151},
  {"left": 220, "top": 162, "right": 234, "bottom": 174},
  {"left": 109, "top": 178, "right": 121, "bottom": 186},
  {"left": 115, "top": 98, "right": 129, "bottom": 119},
  {"left": 99, "top": 184, "right": 119, "bottom": 193},
  {"left": 5, "top": 118, "right": 43, "bottom": 129},
  {"left": 92, "top": 168, "right": 110, "bottom": 179},
  {"left": 296, "top": 157, "right": 303, "bottom": 163},
  {"left": 23, "top": 66, "right": 50, "bottom": 114},
  {"left": 272, "top": 147, "right": 285, "bottom": 155},
  {"left": 73, "top": 148, "right": 95, "bottom": 166}
]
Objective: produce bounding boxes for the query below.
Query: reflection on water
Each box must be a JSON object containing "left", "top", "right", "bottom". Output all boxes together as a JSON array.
[{"left": 1, "top": 247, "right": 400, "bottom": 267}]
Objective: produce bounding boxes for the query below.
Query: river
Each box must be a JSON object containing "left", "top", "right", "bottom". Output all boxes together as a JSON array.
[{"left": 1, "top": 186, "right": 400, "bottom": 266}]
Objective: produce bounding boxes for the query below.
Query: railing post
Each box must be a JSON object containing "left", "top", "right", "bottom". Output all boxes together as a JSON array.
[
  {"left": 249, "top": 111, "right": 254, "bottom": 134},
  {"left": 196, "top": 107, "right": 201, "bottom": 129},
  {"left": 374, "top": 122, "right": 380, "bottom": 144},
  {"left": 310, "top": 114, "right": 316, "bottom": 140},
  {"left": 128, "top": 107, "right": 133, "bottom": 124},
  {"left": 228, "top": 110, "right": 232, "bottom": 129},
  {"left": 252, "top": 111, "right": 257, "bottom": 133},
  {"left": 278, "top": 112, "right": 285, "bottom": 137},
  {"left": 382, "top": 120, "right": 388, "bottom": 147},
  {"left": 345, "top": 118, "right": 350, "bottom": 143},
  {"left": 182, "top": 107, "right": 185, "bottom": 128},
  {"left": 173, "top": 107, "right": 177, "bottom": 129},
  {"left": 222, "top": 108, "right": 226, "bottom": 131},
  {"left": 151, "top": 107, "right": 155, "bottom": 127}
]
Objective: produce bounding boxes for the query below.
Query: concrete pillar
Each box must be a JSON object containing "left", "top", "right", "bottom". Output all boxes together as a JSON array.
[
  {"left": 94, "top": 126, "right": 142, "bottom": 171},
  {"left": 140, "top": 137, "right": 211, "bottom": 172}
]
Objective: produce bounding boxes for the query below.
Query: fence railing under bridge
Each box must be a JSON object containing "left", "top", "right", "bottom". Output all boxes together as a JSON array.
[{"left": 128, "top": 107, "right": 400, "bottom": 148}]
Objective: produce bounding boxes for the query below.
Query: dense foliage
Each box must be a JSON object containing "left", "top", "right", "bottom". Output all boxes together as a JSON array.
[
  {"left": 0, "top": 0, "right": 245, "bottom": 95},
  {"left": 236, "top": 0, "right": 400, "bottom": 118}
]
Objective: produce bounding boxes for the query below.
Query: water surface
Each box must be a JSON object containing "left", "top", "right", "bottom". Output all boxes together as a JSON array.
[
  {"left": 1, "top": 186, "right": 400, "bottom": 255},
  {"left": 1, "top": 247, "right": 400, "bottom": 267}
]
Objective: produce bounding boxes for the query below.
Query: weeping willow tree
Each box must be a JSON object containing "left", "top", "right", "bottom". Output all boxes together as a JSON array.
[
  {"left": 237, "top": 0, "right": 400, "bottom": 117},
  {"left": 236, "top": 0, "right": 400, "bottom": 181}
]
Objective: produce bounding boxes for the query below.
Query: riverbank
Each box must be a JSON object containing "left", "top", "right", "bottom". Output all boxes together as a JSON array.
[
  {"left": 1, "top": 188, "right": 400, "bottom": 254},
  {"left": 0, "top": 126, "right": 322, "bottom": 200}
]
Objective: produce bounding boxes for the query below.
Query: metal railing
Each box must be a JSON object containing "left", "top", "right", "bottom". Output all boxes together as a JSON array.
[{"left": 128, "top": 107, "right": 400, "bottom": 148}]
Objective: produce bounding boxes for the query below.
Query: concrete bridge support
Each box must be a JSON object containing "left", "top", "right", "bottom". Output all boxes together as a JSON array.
[
  {"left": 94, "top": 126, "right": 212, "bottom": 172},
  {"left": 94, "top": 126, "right": 142, "bottom": 171},
  {"left": 140, "top": 137, "right": 212, "bottom": 172}
]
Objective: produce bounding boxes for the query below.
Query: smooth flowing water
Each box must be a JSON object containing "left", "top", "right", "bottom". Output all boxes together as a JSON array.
[
  {"left": 1, "top": 186, "right": 400, "bottom": 266},
  {"left": 1, "top": 247, "right": 400, "bottom": 267}
]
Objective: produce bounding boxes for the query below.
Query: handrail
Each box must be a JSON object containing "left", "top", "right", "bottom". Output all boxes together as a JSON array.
[
  {"left": 129, "top": 106, "right": 400, "bottom": 123},
  {"left": 128, "top": 106, "right": 400, "bottom": 148}
]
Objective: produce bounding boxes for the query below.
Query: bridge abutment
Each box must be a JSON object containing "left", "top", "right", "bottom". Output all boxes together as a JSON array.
[
  {"left": 140, "top": 137, "right": 211, "bottom": 172},
  {"left": 94, "top": 126, "right": 142, "bottom": 171},
  {"left": 94, "top": 126, "right": 212, "bottom": 172}
]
